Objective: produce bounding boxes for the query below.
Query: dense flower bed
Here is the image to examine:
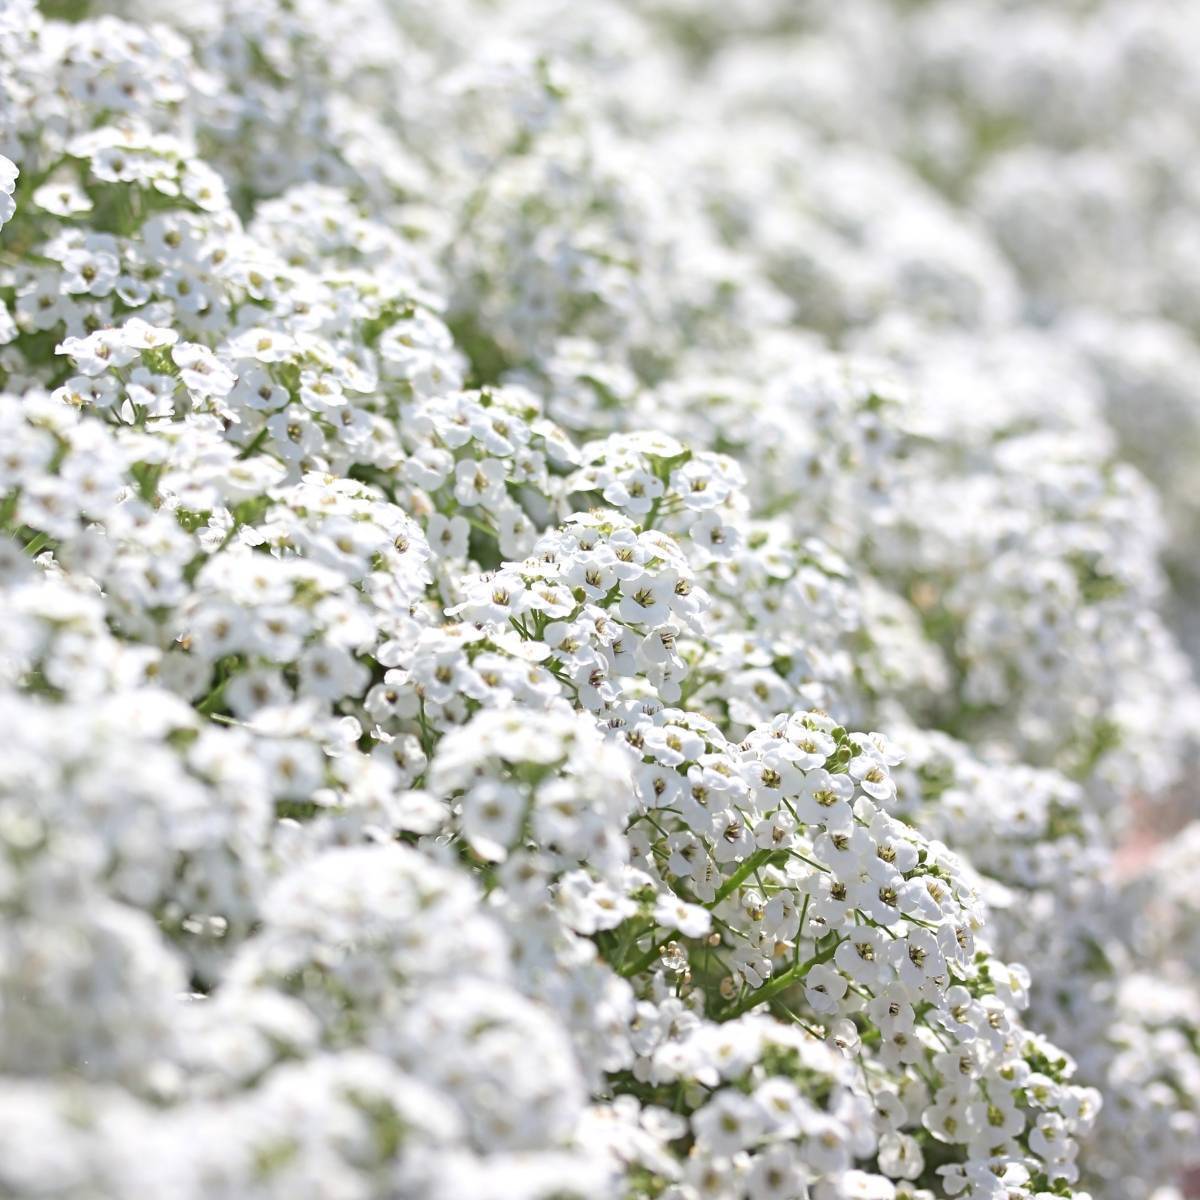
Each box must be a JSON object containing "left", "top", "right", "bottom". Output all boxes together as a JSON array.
[{"left": 1, "top": 2, "right": 1198, "bottom": 1199}]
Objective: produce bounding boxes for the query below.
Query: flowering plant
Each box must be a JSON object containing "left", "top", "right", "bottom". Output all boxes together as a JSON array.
[{"left": 1, "top": 2, "right": 1198, "bottom": 1199}]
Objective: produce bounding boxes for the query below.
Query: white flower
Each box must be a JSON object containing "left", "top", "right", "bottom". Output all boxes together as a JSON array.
[
  {"left": 841, "top": 1171, "right": 896, "bottom": 1200},
  {"left": 877, "top": 1132, "right": 924, "bottom": 1181},
  {"left": 618, "top": 571, "right": 674, "bottom": 627},
  {"left": 653, "top": 894, "right": 711, "bottom": 938},
  {"left": 747, "top": 1144, "right": 807, "bottom": 1200},
  {"left": 173, "top": 343, "right": 237, "bottom": 400},
  {"left": 0, "top": 155, "right": 17, "bottom": 229},
  {"left": 227, "top": 327, "right": 297, "bottom": 363},
  {"left": 57, "top": 329, "right": 141, "bottom": 375},
  {"left": 32, "top": 177, "right": 92, "bottom": 217},
  {"left": 804, "top": 963, "right": 849, "bottom": 1015},
  {"left": 692, "top": 1090, "right": 763, "bottom": 1155},
  {"left": 426, "top": 513, "right": 470, "bottom": 560},
  {"left": 461, "top": 779, "right": 526, "bottom": 861},
  {"left": 454, "top": 457, "right": 507, "bottom": 507}
]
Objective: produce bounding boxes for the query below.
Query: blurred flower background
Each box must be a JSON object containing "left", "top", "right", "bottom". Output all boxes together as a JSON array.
[{"left": 1, "top": 1, "right": 1199, "bottom": 1198}]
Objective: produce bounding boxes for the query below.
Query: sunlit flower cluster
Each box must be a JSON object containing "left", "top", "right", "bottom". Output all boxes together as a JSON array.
[{"left": 1, "top": 2, "right": 1198, "bottom": 1199}]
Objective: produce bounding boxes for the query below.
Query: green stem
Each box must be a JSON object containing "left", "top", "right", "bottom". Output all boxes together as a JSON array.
[
  {"left": 460, "top": 511, "right": 498, "bottom": 539},
  {"left": 721, "top": 937, "right": 841, "bottom": 1020},
  {"left": 618, "top": 933, "right": 673, "bottom": 978},
  {"left": 710, "top": 847, "right": 775, "bottom": 908},
  {"left": 236, "top": 426, "right": 270, "bottom": 460},
  {"left": 196, "top": 678, "right": 227, "bottom": 716},
  {"left": 772, "top": 999, "right": 826, "bottom": 1040},
  {"left": 416, "top": 699, "right": 436, "bottom": 759}
]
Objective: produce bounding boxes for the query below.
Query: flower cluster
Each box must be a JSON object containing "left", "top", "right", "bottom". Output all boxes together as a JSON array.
[{"left": 2, "top": 2, "right": 1199, "bottom": 1199}]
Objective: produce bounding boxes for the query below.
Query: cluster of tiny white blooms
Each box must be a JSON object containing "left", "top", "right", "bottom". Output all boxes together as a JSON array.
[
  {"left": 888, "top": 729, "right": 1200, "bottom": 1200},
  {"left": 641, "top": 338, "right": 1197, "bottom": 812},
  {"left": 3, "top": 1, "right": 1200, "bottom": 1199},
  {"left": 1066, "top": 313, "right": 1200, "bottom": 659},
  {"left": 683, "top": 0, "right": 1200, "bottom": 662}
]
